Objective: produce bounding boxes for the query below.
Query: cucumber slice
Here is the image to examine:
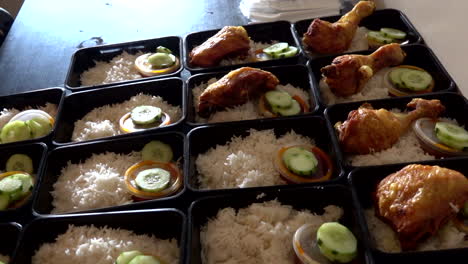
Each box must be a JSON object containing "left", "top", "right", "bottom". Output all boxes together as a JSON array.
[
  {"left": 434, "top": 122, "right": 468, "bottom": 150},
  {"left": 8, "top": 173, "right": 33, "bottom": 201},
  {"left": 116, "top": 250, "right": 143, "bottom": 264},
  {"left": 1, "top": 120, "right": 32, "bottom": 143},
  {"left": 380, "top": 28, "right": 407, "bottom": 40},
  {"left": 400, "top": 69, "right": 433, "bottom": 91},
  {"left": 147, "top": 53, "right": 176, "bottom": 68},
  {"left": 0, "top": 193, "right": 10, "bottom": 210},
  {"left": 283, "top": 147, "right": 318, "bottom": 176},
  {"left": 131, "top": 106, "right": 162, "bottom": 125},
  {"left": 156, "top": 46, "right": 172, "bottom": 54},
  {"left": 135, "top": 168, "right": 171, "bottom": 192},
  {"left": 6, "top": 154, "right": 34, "bottom": 174},
  {"left": 0, "top": 176, "right": 22, "bottom": 194},
  {"left": 128, "top": 255, "right": 162, "bottom": 264},
  {"left": 142, "top": 140, "right": 173, "bottom": 162},
  {"left": 26, "top": 117, "right": 53, "bottom": 138},
  {"left": 317, "top": 222, "right": 358, "bottom": 263},
  {"left": 388, "top": 67, "right": 407, "bottom": 89},
  {"left": 271, "top": 46, "right": 298, "bottom": 59},
  {"left": 273, "top": 99, "right": 301, "bottom": 116},
  {"left": 265, "top": 90, "right": 293, "bottom": 109},
  {"left": 367, "top": 31, "right": 393, "bottom": 45},
  {"left": 263, "top": 42, "right": 289, "bottom": 56}
]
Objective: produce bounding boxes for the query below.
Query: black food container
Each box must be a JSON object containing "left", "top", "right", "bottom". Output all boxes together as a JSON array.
[
  {"left": 53, "top": 77, "right": 185, "bottom": 145},
  {"left": 294, "top": 9, "right": 423, "bottom": 60},
  {"left": 184, "top": 21, "right": 302, "bottom": 73},
  {"left": 188, "top": 185, "right": 373, "bottom": 264},
  {"left": 308, "top": 44, "right": 457, "bottom": 109},
  {"left": 349, "top": 157, "right": 468, "bottom": 264},
  {"left": 186, "top": 64, "right": 319, "bottom": 126},
  {"left": 12, "top": 209, "right": 186, "bottom": 264},
  {"left": 324, "top": 92, "right": 468, "bottom": 170},
  {"left": 186, "top": 115, "right": 343, "bottom": 194},
  {"left": 0, "top": 88, "right": 64, "bottom": 147},
  {"left": 34, "top": 131, "right": 185, "bottom": 215},
  {"left": 65, "top": 36, "right": 183, "bottom": 91},
  {"left": 0, "top": 142, "right": 47, "bottom": 223},
  {"left": 0, "top": 222, "right": 21, "bottom": 262}
]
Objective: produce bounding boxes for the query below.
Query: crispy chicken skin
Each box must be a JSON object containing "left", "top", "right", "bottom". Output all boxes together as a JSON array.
[
  {"left": 189, "top": 26, "right": 250, "bottom": 67},
  {"left": 375, "top": 164, "right": 468, "bottom": 250},
  {"left": 321, "top": 43, "right": 406, "bottom": 97},
  {"left": 198, "top": 67, "right": 279, "bottom": 117},
  {"left": 336, "top": 98, "right": 445, "bottom": 154},
  {"left": 303, "top": 1, "right": 375, "bottom": 54}
]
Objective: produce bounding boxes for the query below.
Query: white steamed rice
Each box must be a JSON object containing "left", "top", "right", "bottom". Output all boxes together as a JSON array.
[
  {"left": 0, "top": 103, "right": 58, "bottom": 133},
  {"left": 0, "top": 254, "right": 9, "bottom": 263},
  {"left": 365, "top": 209, "right": 468, "bottom": 252},
  {"left": 201, "top": 200, "right": 343, "bottom": 264},
  {"left": 196, "top": 129, "right": 313, "bottom": 189},
  {"left": 72, "top": 93, "right": 181, "bottom": 142},
  {"left": 80, "top": 51, "right": 144, "bottom": 86},
  {"left": 193, "top": 78, "right": 310, "bottom": 123},
  {"left": 32, "top": 225, "right": 179, "bottom": 264}
]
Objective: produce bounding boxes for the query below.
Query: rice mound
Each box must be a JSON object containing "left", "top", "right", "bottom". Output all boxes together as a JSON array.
[
  {"left": 0, "top": 103, "right": 58, "bottom": 132},
  {"left": 196, "top": 129, "right": 314, "bottom": 189},
  {"left": 51, "top": 151, "right": 141, "bottom": 213},
  {"left": 201, "top": 200, "right": 343, "bottom": 264},
  {"left": 72, "top": 93, "right": 181, "bottom": 142},
  {"left": 32, "top": 225, "right": 179, "bottom": 264},
  {"left": 0, "top": 254, "right": 9, "bottom": 263},
  {"left": 80, "top": 51, "right": 144, "bottom": 86},
  {"left": 319, "top": 67, "right": 391, "bottom": 106},
  {"left": 192, "top": 78, "right": 310, "bottom": 123},
  {"left": 365, "top": 209, "right": 468, "bottom": 252}
]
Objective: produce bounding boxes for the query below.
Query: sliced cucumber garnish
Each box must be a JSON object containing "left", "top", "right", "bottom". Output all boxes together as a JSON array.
[
  {"left": 8, "top": 173, "right": 33, "bottom": 201},
  {"left": 380, "top": 28, "right": 407, "bottom": 40},
  {"left": 388, "top": 67, "right": 407, "bottom": 89},
  {"left": 282, "top": 147, "right": 318, "bottom": 176},
  {"left": 272, "top": 99, "right": 301, "bottom": 116},
  {"left": 6, "top": 154, "right": 34, "bottom": 174},
  {"left": 317, "top": 222, "right": 358, "bottom": 263},
  {"left": 0, "top": 193, "right": 10, "bottom": 210},
  {"left": 263, "top": 42, "right": 289, "bottom": 56},
  {"left": 271, "top": 46, "right": 298, "bottom": 59},
  {"left": 265, "top": 90, "right": 293, "bottom": 109},
  {"left": 26, "top": 117, "right": 53, "bottom": 138},
  {"left": 135, "top": 168, "right": 171, "bottom": 192},
  {"left": 128, "top": 255, "right": 162, "bottom": 264},
  {"left": 400, "top": 69, "right": 433, "bottom": 91},
  {"left": 142, "top": 140, "right": 173, "bottom": 162},
  {"left": 131, "top": 106, "right": 162, "bottom": 125},
  {"left": 116, "top": 250, "right": 143, "bottom": 264},
  {"left": 147, "top": 53, "right": 176, "bottom": 68},
  {"left": 156, "top": 46, "right": 172, "bottom": 54},
  {"left": 434, "top": 122, "right": 468, "bottom": 150},
  {"left": 0, "top": 176, "right": 22, "bottom": 194},
  {"left": 367, "top": 31, "right": 394, "bottom": 45},
  {"left": 1, "top": 120, "right": 32, "bottom": 143}
]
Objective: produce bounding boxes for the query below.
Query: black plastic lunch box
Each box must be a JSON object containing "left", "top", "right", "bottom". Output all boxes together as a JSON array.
[
  {"left": 185, "top": 115, "right": 344, "bottom": 195},
  {"left": 0, "top": 87, "right": 65, "bottom": 148},
  {"left": 293, "top": 8, "right": 423, "bottom": 60},
  {"left": 33, "top": 131, "right": 186, "bottom": 216},
  {"left": 0, "top": 222, "right": 21, "bottom": 261},
  {"left": 183, "top": 20, "right": 303, "bottom": 73},
  {"left": 0, "top": 142, "right": 47, "bottom": 224},
  {"left": 308, "top": 44, "right": 457, "bottom": 110},
  {"left": 188, "top": 184, "right": 374, "bottom": 264},
  {"left": 186, "top": 64, "right": 319, "bottom": 126},
  {"left": 52, "top": 77, "right": 186, "bottom": 145},
  {"left": 324, "top": 92, "right": 468, "bottom": 171},
  {"left": 349, "top": 157, "right": 468, "bottom": 264},
  {"left": 12, "top": 208, "right": 186, "bottom": 264},
  {"left": 65, "top": 36, "right": 183, "bottom": 91}
]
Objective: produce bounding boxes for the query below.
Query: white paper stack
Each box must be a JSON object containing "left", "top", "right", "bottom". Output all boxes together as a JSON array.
[{"left": 239, "top": 0, "right": 341, "bottom": 22}]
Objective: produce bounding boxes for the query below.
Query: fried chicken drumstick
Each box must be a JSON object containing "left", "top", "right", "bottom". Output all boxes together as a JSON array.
[
  {"left": 336, "top": 98, "right": 445, "bottom": 154},
  {"left": 198, "top": 67, "right": 279, "bottom": 117},
  {"left": 189, "top": 26, "right": 250, "bottom": 67},
  {"left": 321, "top": 43, "right": 406, "bottom": 97},
  {"left": 303, "top": 1, "right": 375, "bottom": 54},
  {"left": 375, "top": 164, "right": 468, "bottom": 250}
]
